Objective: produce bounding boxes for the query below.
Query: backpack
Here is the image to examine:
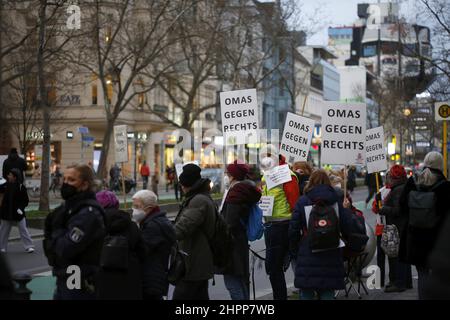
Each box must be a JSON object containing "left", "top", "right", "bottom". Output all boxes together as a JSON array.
[
  {"left": 209, "top": 204, "right": 234, "bottom": 269},
  {"left": 308, "top": 201, "right": 341, "bottom": 251},
  {"left": 344, "top": 208, "right": 369, "bottom": 254},
  {"left": 99, "top": 235, "right": 129, "bottom": 271},
  {"left": 380, "top": 224, "right": 400, "bottom": 258},
  {"left": 408, "top": 180, "right": 445, "bottom": 229},
  {"left": 242, "top": 204, "right": 264, "bottom": 242}
]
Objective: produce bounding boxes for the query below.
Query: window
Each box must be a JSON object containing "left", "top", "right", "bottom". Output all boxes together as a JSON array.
[
  {"left": 92, "top": 74, "right": 98, "bottom": 105},
  {"left": 363, "top": 44, "right": 377, "bottom": 57},
  {"left": 106, "top": 75, "right": 113, "bottom": 104},
  {"left": 138, "top": 93, "right": 145, "bottom": 109}
]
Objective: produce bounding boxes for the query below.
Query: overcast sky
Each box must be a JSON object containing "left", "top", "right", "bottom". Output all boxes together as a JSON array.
[{"left": 299, "top": 0, "right": 423, "bottom": 45}]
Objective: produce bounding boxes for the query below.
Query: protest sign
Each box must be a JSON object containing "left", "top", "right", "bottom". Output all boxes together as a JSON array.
[
  {"left": 321, "top": 103, "right": 366, "bottom": 165},
  {"left": 259, "top": 196, "right": 274, "bottom": 217},
  {"left": 264, "top": 164, "right": 292, "bottom": 190},
  {"left": 220, "top": 89, "right": 259, "bottom": 145},
  {"left": 366, "top": 126, "right": 387, "bottom": 174},
  {"left": 280, "top": 112, "right": 314, "bottom": 163},
  {"left": 114, "top": 125, "right": 128, "bottom": 163}
]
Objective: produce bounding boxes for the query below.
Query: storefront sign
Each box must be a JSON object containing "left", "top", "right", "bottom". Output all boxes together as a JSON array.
[
  {"left": 321, "top": 102, "right": 367, "bottom": 165},
  {"left": 280, "top": 112, "right": 315, "bottom": 163}
]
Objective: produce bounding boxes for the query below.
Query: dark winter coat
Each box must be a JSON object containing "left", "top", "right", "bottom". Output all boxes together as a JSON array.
[
  {"left": 220, "top": 180, "right": 261, "bottom": 278},
  {"left": 289, "top": 184, "right": 355, "bottom": 290},
  {"left": 295, "top": 174, "right": 310, "bottom": 196},
  {"left": 96, "top": 208, "right": 148, "bottom": 300},
  {"left": 399, "top": 174, "right": 450, "bottom": 268},
  {"left": 140, "top": 208, "right": 175, "bottom": 297},
  {"left": 0, "top": 182, "right": 29, "bottom": 221},
  {"left": 174, "top": 178, "right": 216, "bottom": 281},
  {"left": 379, "top": 180, "right": 407, "bottom": 235},
  {"left": 2, "top": 153, "right": 27, "bottom": 180},
  {"left": 424, "top": 212, "right": 450, "bottom": 299}
]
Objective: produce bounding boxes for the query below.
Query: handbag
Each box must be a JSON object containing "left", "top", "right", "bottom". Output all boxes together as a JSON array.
[{"left": 167, "top": 243, "right": 188, "bottom": 285}]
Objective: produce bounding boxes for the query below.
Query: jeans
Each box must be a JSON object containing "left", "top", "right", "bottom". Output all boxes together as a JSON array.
[
  {"left": 172, "top": 280, "right": 209, "bottom": 300},
  {"left": 0, "top": 219, "right": 34, "bottom": 251},
  {"left": 416, "top": 266, "right": 430, "bottom": 300},
  {"left": 142, "top": 176, "right": 149, "bottom": 190},
  {"left": 264, "top": 221, "right": 290, "bottom": 300},
  {"left": 300, "top": 289, "right": 335, "bottom": 300},
  {"left": 224, "top": 275, "right": 249, "bottom": 300}
]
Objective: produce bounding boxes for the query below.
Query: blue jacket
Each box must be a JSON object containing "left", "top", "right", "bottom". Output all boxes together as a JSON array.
[{"left": 289, "top": 184, "right": 354, "bottom": 290}]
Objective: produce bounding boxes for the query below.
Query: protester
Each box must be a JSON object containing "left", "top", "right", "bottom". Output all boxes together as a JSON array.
[
  {"left": 131, "top": 190, "right": 174, "bottom": 300},
  {"left": 151, "top": 173, "right": 159, "bottom": 197},
  {"left": 109, "top": 164, "right": 120, "bottom": 190},
  {"left": 140, "top": 161, "right": 150, "bottom": 190},
  {"left": 2, "top": 148, "right": 27, "bottom": 181},
  {"left": 95, "top": 191, "right": 147, "bottom": 300},
  {"left": 288, "top": 169, "right": 356, "bottom": 300},
  {"left": 399, "top": 151, "right": 450, "bottom": 300},
  {"left": 173, "top": 164, "right": 216, "bottom": 300},
  {"left": 347, "top": 166, "right": 357, "bottom": 193},
  {"left": 43, "top": 164, "right": 106, "bottom": 300},
  {"left": 0, "top": 168, "right": 34, "bottom": 253},
  {"left": 378, "top": 165, "right": 412, "bottom": 292},
  {"left": 220, "top": 160, "right": 261, "bottom": 300},
  {"left": 261, "top": 155, "right": 300, "bottom": 300},
  {"left": 292, "top": 161, "right": 312, "bottom": 195}
]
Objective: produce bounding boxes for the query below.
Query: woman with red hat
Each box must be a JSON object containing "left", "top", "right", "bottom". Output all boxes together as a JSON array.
[{"left": 220, "top": 160, "right": 261, "bottom": 300}]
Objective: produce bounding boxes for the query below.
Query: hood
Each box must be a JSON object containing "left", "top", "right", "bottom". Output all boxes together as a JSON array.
[
  {"left": 226, "top": 180, "right": 261, "bottom": 205},
  {"left": 305, "top": 184, "right": 338, "bottom": 205},
  {"left": 105, "top": 208, "right": 132, "bottom": 233},
  {"left": 185, "top": 178, "right": 211, "bottom": 198}
]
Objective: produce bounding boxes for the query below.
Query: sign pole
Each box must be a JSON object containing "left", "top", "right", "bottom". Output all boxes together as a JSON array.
[
  {"left": 343, "top": 166, "right": 347, "bottom": 196},
  {"left": 301, "top": 94, "right": 308, "bottom": 116},
  {"left": 444, "top": 121, "right": 448, "bottom": 178},
  {"left": 121, "top": 163, "right": 127, "bottom": 209},
  {"left": 375, "top": 172, "right": 382, "bottom": 209}
]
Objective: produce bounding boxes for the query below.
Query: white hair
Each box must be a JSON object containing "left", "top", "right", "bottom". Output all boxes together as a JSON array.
[{"left": 132, "top": 190, "right": 158, "bottom": 208}]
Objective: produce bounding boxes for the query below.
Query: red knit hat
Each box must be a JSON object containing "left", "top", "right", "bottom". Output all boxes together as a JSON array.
[
  {"left": 226, "top": 160, "right": 250, "bottom": 181},
  {"left": 389, "top": 164, "right": 406, "bottom": 179}
]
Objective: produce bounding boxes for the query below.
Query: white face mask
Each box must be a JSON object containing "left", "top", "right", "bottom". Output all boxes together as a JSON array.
[{"left": 132, "top": 208, "right": 147, "bottom": 223}]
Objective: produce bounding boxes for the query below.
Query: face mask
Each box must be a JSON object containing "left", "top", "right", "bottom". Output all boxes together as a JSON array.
[
  {"left": 61, "top": 183, "right": 78, "bottom": 200},
  {"left": 132, "top": 208, "right": 147, "bottom": 223},
  {"left": 334, "top": 184, "right": 342, "bottom": 189}
]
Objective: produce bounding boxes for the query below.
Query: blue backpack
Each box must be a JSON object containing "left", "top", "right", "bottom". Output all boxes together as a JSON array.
[{"left": 243, "top": 204, "right": 264, "bottom": 242}]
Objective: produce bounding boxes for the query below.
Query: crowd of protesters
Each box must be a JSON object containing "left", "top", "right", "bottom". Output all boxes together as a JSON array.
[{"left": 0, "top": 148, "right": 449, "bottom": 300}]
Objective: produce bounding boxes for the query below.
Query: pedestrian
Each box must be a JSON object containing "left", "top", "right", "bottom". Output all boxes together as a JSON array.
[
  {"left": 32, "top": 164, "right": 41, "bottom": 179},
  {"left": 151, "top": 173, "right": 159, "bottom": 197},
  {"left": 288, "top": 169, "right": 356, "bottom": 300},
  {"left": 0, "top": 168, "right": 34, "bottom": 253},
  {"left": 43, "top": 164, "right": 106, "bottom": 300},
  {"left": 292, "top": 161, "right": 312, "bottom": 195},
  {"left": 132, "top": 190, "right": 175, "bottom": 300},
  {"left": 2, "top": 148, "right": 27, "bottom": 181},
  {"left": 50, "top": 166, "right": 62, "bottom": 195},
  {"left": 365, "top": 172, "right": 382, "bottom": 208},
  {"left": 95, "top": 190, "right": 148, "bottom": 300},
  {"left": 346, "top": 166, "right": 357, "bottom": 193},
  {"left": 109, "top": 164, "right": 120, "bottom": 191},
  {"left": 261, "top": 155, "right": 300, "bottom": 300},
  {"left": 379, "top": 165, "right": 412, "bottom": 292},
  {"left": 399, "top": 151, "right": 450, "bottom": 300},
  {"left": 140, "top": 161, "right": 150, "bottom": 190},
  {"left": 172, "top": 164, "right": 216, "bottom": 300},
  {"left": 220, "top": 160, "right": 261, "bottom": 300}
]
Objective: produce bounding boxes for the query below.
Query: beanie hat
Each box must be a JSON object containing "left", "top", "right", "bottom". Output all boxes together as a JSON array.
[
  {"left": 424, "top": 151, "right": 444, "bottom": 172},
  {"left": 389, "top": 165, "right": 406, "bottom": 179},
  {"left": 96, "top": 190, "right": 120, "bottom": 209},
  {"left": 226, "top": 160, "right": 249, "bottom": 181},
  {"left": 179, "top": 163, "right": 201, "bottom": 187}
]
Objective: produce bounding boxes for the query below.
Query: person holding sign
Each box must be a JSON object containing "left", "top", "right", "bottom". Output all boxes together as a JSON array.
[
  {"left": 220, "top": 160, "right": 261, "bottom": 300},
  {"left": 288, "top": 170, "right": 356, "bottom": 300},
  {"left": 261, "top": 155, "right": 300, "bottom": 300}
]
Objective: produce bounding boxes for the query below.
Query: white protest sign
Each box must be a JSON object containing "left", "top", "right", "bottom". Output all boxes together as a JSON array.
[
  {"left": 259, "top": 196, "right": 274, "bottom": 217},
  {"left": 321, "top": 102, "right": 366, "bottom": 165},
  {"left": 366, "top": 126, "right": 387, "bottom": 174},
  {"left": 114, "top": 125, "right": 128, "bottom": 163},
  {"left": 220, "top": 89, "right": 259, "bottom": 145},
  {"left": 264, "top": 164, "right": 292, "bottom": 190},
  {"left": 280, "top": 112, "right": 315, "bottom": 163},
  {"left": 175, "top": 161, "right": 200, "bottom": 178}
]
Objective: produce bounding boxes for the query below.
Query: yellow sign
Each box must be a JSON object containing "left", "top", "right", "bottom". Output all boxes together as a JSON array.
[
  {"left": 438, "top": 104, "right": 450, "bottom": 119},
  {"left": 435, "top": 102, "right": 450, "bottom": 121}
]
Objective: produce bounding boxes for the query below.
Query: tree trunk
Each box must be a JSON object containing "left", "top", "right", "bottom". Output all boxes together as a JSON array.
[
  {"left": 96, "top": 117, "right": 115, "bottom": 180},
  {"left": 38, "top": 0, "right": 50, "bottom": 211}
]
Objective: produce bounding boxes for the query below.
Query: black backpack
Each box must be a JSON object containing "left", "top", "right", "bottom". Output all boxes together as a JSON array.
[
  {"left": 209, "top": 203, "right": 234, "bottom": 270},
  {"left": 308, "top": 201, "right": 341, "bottom": 251},
  {"left": 99, "top": 235, "right": 129, "bottom": 271},
  {"left": 408, "top": 180, "right": 445, "bottom": 229}
]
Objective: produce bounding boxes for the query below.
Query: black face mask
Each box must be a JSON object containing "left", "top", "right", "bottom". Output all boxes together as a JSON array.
[{"left": 60, "top": 183, "right": 79, "bottom": 200}]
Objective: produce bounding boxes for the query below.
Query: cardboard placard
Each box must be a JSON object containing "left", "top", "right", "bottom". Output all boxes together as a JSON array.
[
  {"left": 258, "top": 196, "right": 274, "bottom": 217},
  {"left": 321, "top": 102, "right": 366, "bottom": 165},
  {"left": 264, "top": 164, "right": 292, "bottom": 190},
  {"left": 280, "top": 112, "right": 315, "bottom": 163},
  {"left": 366, "top": 126, "right": 387, "bottom": 174}
]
